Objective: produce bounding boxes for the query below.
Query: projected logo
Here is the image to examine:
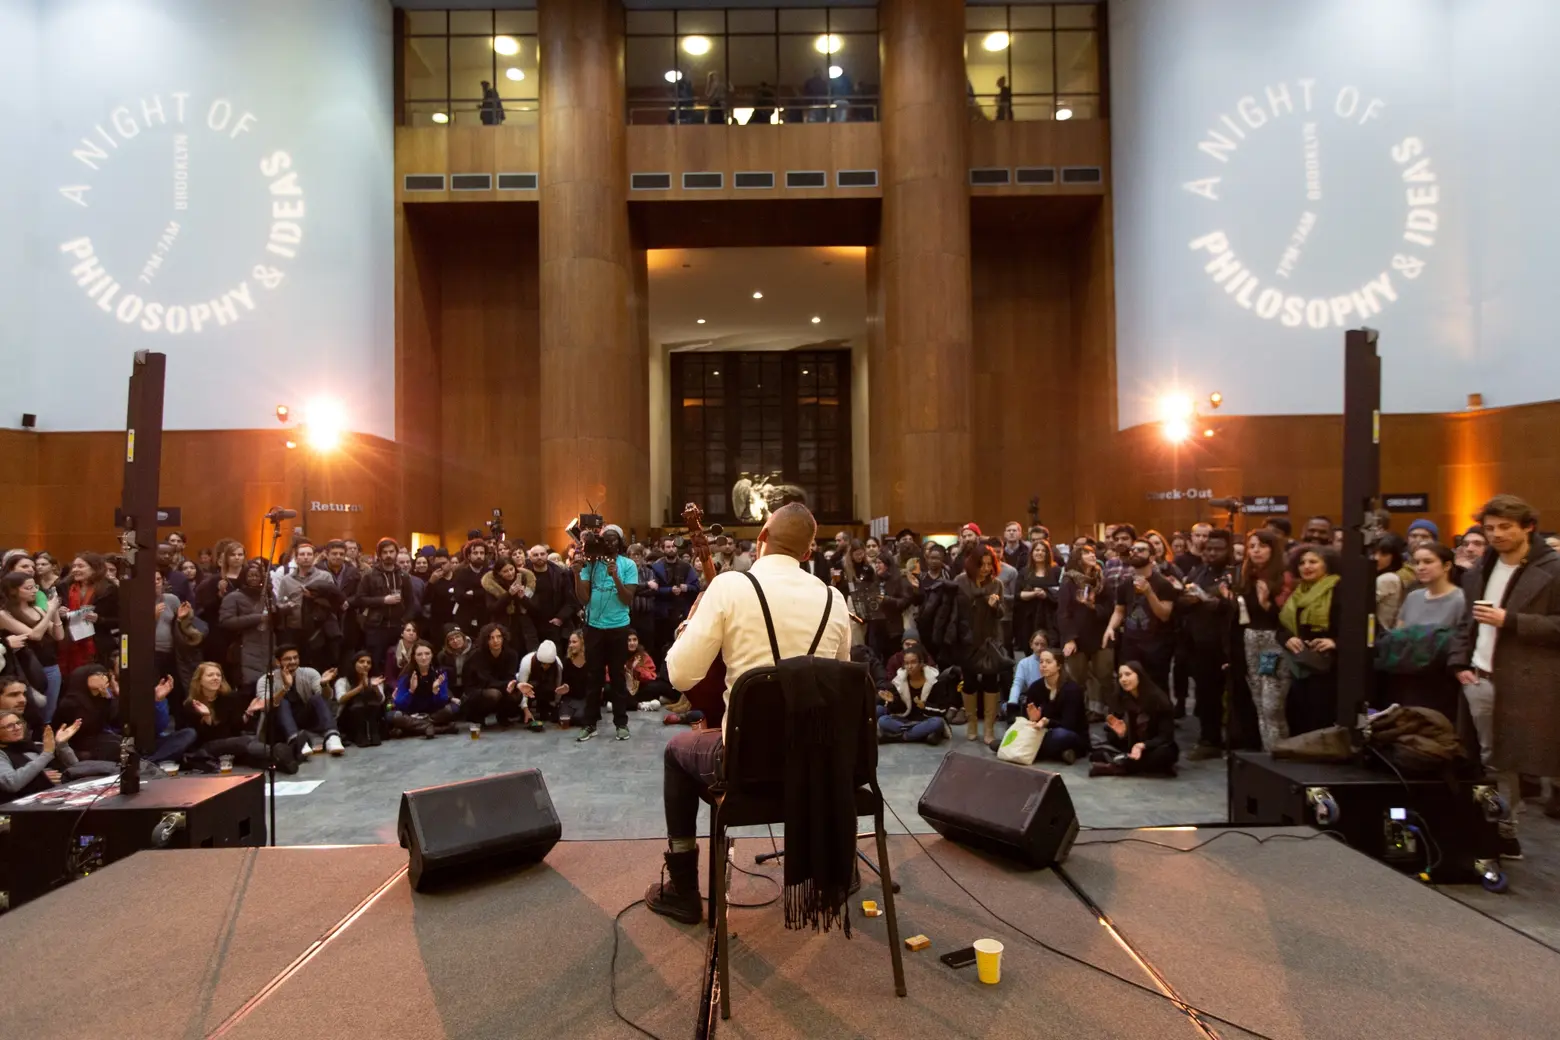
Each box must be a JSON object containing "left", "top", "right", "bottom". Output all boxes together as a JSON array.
[
  {"left": 1182, "top": 80, "right": 1439, "bottom": 330},
  {"left": 55, "top": 92, "right": 304, "bottom": 335}
]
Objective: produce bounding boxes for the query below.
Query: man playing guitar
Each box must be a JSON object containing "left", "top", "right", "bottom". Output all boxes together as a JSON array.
[{"left": 645, "top": 502, "right": 852, "bottom": 923}]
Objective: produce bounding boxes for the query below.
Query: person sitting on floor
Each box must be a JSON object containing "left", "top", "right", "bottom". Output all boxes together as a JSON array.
[
  {"left": 464, "top": 623, "right": 530, "bottom": 729},
  {"left": 1022, "top": 647, "right": 1089, "bottom": 764},
  {"left": 55, "top": 664, "right": 190, "bottom": 763},
  {"left": 185, "top": 661, "right": 300, "bottom": 772},
  {"left": 333, "top": 651, "right": 386, "bottom": 747},
  {"left": 878, "top": 644, "right": 949, "bottom": 744},
  {"left": 1004, "top": 629, "right": 1051, "bottom": 722},
  {"left": 0, "top": 674, "right": 44, "bottom": 735},
  {"left": 1090, "top": 661, "right": 1180, "bottom": 777},
  {"left": 626, "top": 629, "right": 676, "bottom": 710},
  {"left": 0, "top": 710, "right": 81, "bottom": 801},
  {"left": 517, "top": 639, "right": 564, "bottom": 726},
  {"left": 257, "top": 645, "right": 344, "bottom": 757},
  {"left": 437, "top": 626, "right": 474, "bottom": 709},
  {"left": 390, "top": 640, "right": 455, "bottom": 738}
]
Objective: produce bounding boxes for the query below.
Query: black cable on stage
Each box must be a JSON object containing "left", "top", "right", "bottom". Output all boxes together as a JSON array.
[
  {"left": 1070, "top": 827, "right": 1350, "bottom": 855},
  {"left": 609, "top": 899, "right": 672, "bottom": 1040},
  {"left": 877, "top": 796, "right": 1288, "bottom": 1040},
  {"left": 58, "top": 782, "right": 114, "bottom": 885}
]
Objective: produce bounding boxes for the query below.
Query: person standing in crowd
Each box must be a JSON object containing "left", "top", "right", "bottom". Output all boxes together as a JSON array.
[
  {"left": 1451, "top": 494, "right": 1560, "bottom": 858},
  {"left": 1011, "top": 540, "right": 1060, "bottom": 656},
  {"left": 1455, "top": 524, "right": 1489, "bottom": 580},
  {"left": 1239, "top": 528, "right": 1293, "bottom": 750},
  {"left": 1373, "top": 533, "right": 1408, "bottom": 630},
  {"left": 220, "top": 558, "right": 275, "bottom": 687},
  {"left": 571, "top": 525, "right": 638, "bottom": 743},
  {"left": 354, "top": 538, "right": 413, "bottom": 683},
  {"left": 878, "top": 644, "right": 948, "bottom": 745},
  {"left": 1089, "top": 662, "right": 1179, "bottom": 777},
  {"left": 197, "top": 539, "right": 246, "bottom": 677},
  {"left": 275, "top": 541, "right": 346, "bottom": 675},
  {"left": 482, "top": 556, "right": 533, "bottom": 645},
  {"left": 1301, "top": 516, "right": 1333, "bottom": 548},
  {"left": 914, "top": 543, "right": 960, "bottom": 669},
  {"left": 1173, "top": 524, "right": 1210, "bottom": 574},
  {"left": 442, "top": 539, "right": 489, "bottom": 640},
  {"left": 955, "top": 547, "right": 1007, "bottom": 748},
  {"left": 1103, "top": 537, "right": 1176, "bottom": 693},
  {"left": 523, "top": 543, "right": 578, "bottom": 651},
  {"left": 1177, "top": 529, "right": 1236, "bottom": 760},
  {"left": 257, "top": 644, "right": 343, "bottom": 756},
  {"left": 1280, "top": 546, "right": 1341, "bottom": 736},
  {"left": 862, "top": 555, "right": 909, "bottom": 663},
  {"left": 479, "top": 79, "right": 505, "bottom": 125},
  {"left": 1001, "top": 521, "right": 1030, "bottom": 574},
  {"left": 1058, "top": 542, "right": 1113, "bottom": 718},
  {"left": 321, "top": 541, "right": 362, "bottom": 597},
  {"left": 0, "top": 573, "right": 63, "bottom": 725},
  {"left": 1385, "top": 542, "right": 1466, "bottom": 720},
  {"left": 1023, "top": 647, "right": 1089, "bottom": 764},
  {"left": 58, "top": 553, "right": 116, "bottom": 675},
  {"left": 333, "top": 651, "right": 385, "bottom": 747},
  {"left": 649, "top": 536, "right": 699, "bottom": 665},
  {"left": 156, "top": 542, "right": 194, "bottom": 605},
  {"left": 834, "top": 540, "right": 872, "bottom": 646},
  {"left": 1406, "top": 519, "right": 1439, "bottom": 554}
]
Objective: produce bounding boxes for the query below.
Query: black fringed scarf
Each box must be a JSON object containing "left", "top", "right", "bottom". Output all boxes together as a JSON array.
[{"left": 776, "top": 656, "right": 860, "bottom": 936}]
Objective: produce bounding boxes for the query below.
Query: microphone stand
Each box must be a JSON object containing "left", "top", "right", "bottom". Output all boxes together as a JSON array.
[{"left": 258, "top": 509, "right": 287, "bottom": 847}]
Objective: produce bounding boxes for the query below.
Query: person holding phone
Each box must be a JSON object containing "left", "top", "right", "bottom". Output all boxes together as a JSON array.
[{"left": 354, "top": 539, "right": 414, "bottom": 687}]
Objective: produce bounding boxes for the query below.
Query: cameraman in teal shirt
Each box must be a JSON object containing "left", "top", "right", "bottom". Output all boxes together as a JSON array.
[{"left": 570, "top": 524, "right": 639, "bottom": 742}]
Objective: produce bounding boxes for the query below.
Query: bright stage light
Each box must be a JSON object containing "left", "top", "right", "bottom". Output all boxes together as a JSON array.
[
  {"left": 814, "top": 34, "right": 842, "bottom": 55},
  {"left": 1163, "top": 419, "right": 1191, "bottom": 444},
  {"left": 1209, "top": 391, "right": 1223, "bottom": 408},
  {"left": 983, "top": 31, "right": 1010, "bottom": 52},
  {"left": 303, "top": 398, "right": 345, "bottom": 452},
  {"left": 1158, "top": 394, "right": 1195, "bottom": 423}
]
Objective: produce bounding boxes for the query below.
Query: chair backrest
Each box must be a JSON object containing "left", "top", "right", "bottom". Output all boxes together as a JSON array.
[{"left": 723, "top": 661, "right": 879, "bottom": 802}]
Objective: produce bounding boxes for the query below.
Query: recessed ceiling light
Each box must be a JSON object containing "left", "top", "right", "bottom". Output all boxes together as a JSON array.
[
  {"left": 664, "top": 69, "right": 683, "bottom": 83},
  {"left": 682, "top": 35, "right": 711, "bottom": 56},
  {"left": 752, "top": 291, "right": 763, "bottom": 299},
  {"left": 431, "top": 111, "right": 449, "bottom": 124},
  {"left": 505, "top": 67, "right": 524, "bottom": 82},
  {"left": 983, "top": 31, "right": 1010, "bottom": 52},
  {"left": 828, "top": 65, "right": 842, "bottom": 79},
  {"left": 1056, "top": 105, "right": 1074, "bottom": 121},
  {"left": 814, "top": 33, "right": 842, "bottom": 55},
  {"left": 493, "top": 35, "right": 519, "bottom": 56},
  {"left": 696, "top": 318, "right": 706, "bottom": 324},
  {"left": 811, "top": 316, "right": 821, "bottom": 324},
  {"left": 712, "top": 370, "right": 720, "bottom": 376}
]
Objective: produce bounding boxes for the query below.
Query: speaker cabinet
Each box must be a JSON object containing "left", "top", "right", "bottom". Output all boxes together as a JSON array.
[
  {"left": 398, "top": 769, "right": 561, "bottom": 891},
  {"left": 917, "top": 753, "right": 1078, "bottom": 868}
]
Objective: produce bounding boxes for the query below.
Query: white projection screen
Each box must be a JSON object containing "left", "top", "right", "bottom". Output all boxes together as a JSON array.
[{"left": 1109, "top": 0, "right": 1560, "bottom": 428}]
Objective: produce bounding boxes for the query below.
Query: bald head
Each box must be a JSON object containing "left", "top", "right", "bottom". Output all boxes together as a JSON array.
[{"left": 759, "top": 503, "right": 816, "bottom": 561}]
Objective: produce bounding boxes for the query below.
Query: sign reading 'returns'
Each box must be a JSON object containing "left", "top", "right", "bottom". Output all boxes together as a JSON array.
[{"left": 55, "top": 92, "right": 304, "bottom": 336}]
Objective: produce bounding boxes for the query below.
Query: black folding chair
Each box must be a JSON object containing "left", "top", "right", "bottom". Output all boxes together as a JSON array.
[{"left": 698, "top": 663, "right": 908, "bottom": 1026}]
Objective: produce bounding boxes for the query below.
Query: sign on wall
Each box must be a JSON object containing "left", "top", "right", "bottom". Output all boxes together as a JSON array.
[
  {"left": 1383, "top": 493, "right": 1430, "bottom": 513},
  {"left": 1109, "top": 0, "right": 1560, "bottom": 427},
  {"left": 1239, "top": 495, "right": 1290, "bottom": 515}
]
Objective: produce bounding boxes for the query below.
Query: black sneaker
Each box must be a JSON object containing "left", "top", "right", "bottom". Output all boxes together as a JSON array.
[
  {"left": 1500, "top": 836, "right": 1523, "bottom": 861},
  {"left": 576, "top": 726, "right": 597, "bottom": 743},
  {"left": 645, "top": 851, "right": 702, "bottom": 925},
  {"left": 1060, "top": 748, "right": 1077, "bottom": 766}
]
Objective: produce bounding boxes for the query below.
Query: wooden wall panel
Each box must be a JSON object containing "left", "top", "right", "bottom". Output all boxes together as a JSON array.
[
  {"left": 967, "top": 119, "right": 1110, "bottom": 197},
  {"left": 396, "top": 204, "right": 443, "bottom": 538},
  {"left": 625, "top": 123, "right": 881, "bottom": 200},
  {"left": 395, "top": 126, "right": 542, "bottom": 203}
]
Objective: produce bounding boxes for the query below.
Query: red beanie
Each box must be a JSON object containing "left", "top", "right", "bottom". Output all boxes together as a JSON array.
[{"left": 962, "top": 522, "right": 982, "bottom": 537}]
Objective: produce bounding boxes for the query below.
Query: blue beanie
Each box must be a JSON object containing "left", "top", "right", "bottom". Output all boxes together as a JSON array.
[{"left": 1407, "top": 519, "right": 1440, "bottom": 541}]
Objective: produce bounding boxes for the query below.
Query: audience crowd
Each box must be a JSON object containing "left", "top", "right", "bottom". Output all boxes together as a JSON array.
[{"left": 2, "top": 498, "right": 1557, "bottom": 863}]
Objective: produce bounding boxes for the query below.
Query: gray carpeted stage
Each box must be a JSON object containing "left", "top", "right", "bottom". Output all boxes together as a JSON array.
[{"left": 5, "top": 829, "right": 1559, "bottom": 1039}]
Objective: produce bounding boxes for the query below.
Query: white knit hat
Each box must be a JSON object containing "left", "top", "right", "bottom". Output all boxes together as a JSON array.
[{"left": 536, "top": 640, "right": 557, "bottom": 665}]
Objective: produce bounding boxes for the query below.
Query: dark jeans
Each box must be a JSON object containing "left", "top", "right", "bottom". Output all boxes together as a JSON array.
[
  {"left": 464, "top": 687, "right": 527, "bottom": 724},
  {"left": 583, "top": 625, "right": 630, "bottom": 729},
  {"left": 364, "top": 626, "right": 400, "bottom": 686},
  {"left": 150, "top": 728, "right": 198, "bottom": 763},
  {"left": 276, "top": 692, "right": 338, "bottom": 742},
  {"left": 1189, "top": 653, "right": 1226, "bottom": 747},
  {"left": 635, "top": 678, "right": 675, "bottom": 704},
  {"left": 1037, "top": 726, "right": 1089, "bottom": 760},
  {"left": 1091, "top": 742, "right": 1180, "bottom": 775},
  {"left": 664, "top": 728, "right": 724, "bottom": 840}
]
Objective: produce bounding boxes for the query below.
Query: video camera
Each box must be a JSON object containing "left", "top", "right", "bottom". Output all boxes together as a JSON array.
[
  {"left": 486, "top": 507, "right": 506, "bottom": 541},
  {"left": 567, "top": 512, "right": 613, "bottom": 560}
]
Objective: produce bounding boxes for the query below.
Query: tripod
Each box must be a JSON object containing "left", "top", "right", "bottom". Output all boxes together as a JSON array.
[{"left": 753, "top": 834, "right": 901, "bottom": 893}]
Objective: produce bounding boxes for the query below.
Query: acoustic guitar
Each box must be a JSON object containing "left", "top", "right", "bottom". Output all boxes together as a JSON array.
[{"left": 679, "top": 502, "right": 728, "bottom": 730}]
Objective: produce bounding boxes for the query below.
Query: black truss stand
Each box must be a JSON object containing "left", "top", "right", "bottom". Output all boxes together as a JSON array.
[
  {"left": 116, "top": 351, "right": 166, "bottom": 793},
  {"left": 1337, "top": 328, "right": 1381, "bottom": 728}
]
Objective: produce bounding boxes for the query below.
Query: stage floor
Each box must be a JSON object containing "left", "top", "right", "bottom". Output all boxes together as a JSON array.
[{"left": 4, "top": 829, "right": 1559, "bottom": 1039}]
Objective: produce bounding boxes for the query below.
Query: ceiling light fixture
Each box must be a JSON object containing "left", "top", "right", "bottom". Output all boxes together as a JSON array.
[
  {"left": 811, "top": 316, "right": 821, "bottom": 324},
  {"left": 814, "top": 33, "right": 842, "bottom": 55},
  {"left": 493, "top": 35, "right": 519, "bottom": 56},
  {"left": 664, "top": 69, "right": 683, "bottom": 83},
  {"left": 682, "top": 35, "right": 711, "bottom": 56},
  {"left": 732, "top": 106, "right": 754, "bottom": 125},
  {"left": 752, "top": 291, "right": 763, "bottom": 299},
  {"left": 1056, "top": 104, "right": 1074, "bottom": 121},
  {"left": 431, "top": 111, "right": 449, "bottom": 124},
  {"left": 983, "top": 31, "right": 1010, "bottom": 52},
  {"left": 696, "top": 318, "right": 706, "bottom": 324},
  {"left": 505, "top": 67, "right": 524, "bottom": 82},
  {"left": 828, "top": 65, "right": 843, "bottom": 79}
]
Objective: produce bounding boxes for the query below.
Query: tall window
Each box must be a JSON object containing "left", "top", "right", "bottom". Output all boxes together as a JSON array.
[
  {"left": 671, "top": 351, "right": 853, "bottom": 525},
  {"left": 965, "top": 4, "right": 1101, "bottom": 121},
  {"left": 625, "top": 8, "right": 880, "bottom": 126},
  {"left": 402, "top": 10, "right": 539, "bottom": 128}
]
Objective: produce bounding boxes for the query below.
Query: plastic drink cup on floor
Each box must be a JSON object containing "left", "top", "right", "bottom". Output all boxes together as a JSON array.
[
  {"left": 470, "top": 724, "right": 481, "bottom": 740},
  {"left": 218, "top": 755, "right": 234, "bottom": 774},
  {"left": 973, "top": 938, "right": 1004, "bottom": 984},
  {"left": 160, "top": 761, "right": 179, "bottom": 777}
]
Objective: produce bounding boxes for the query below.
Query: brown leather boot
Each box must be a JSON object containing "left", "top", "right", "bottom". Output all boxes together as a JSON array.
[
  {"left": 961, "top": 692, "right": 979, "bottom": 740},
  {"left": 645, "top": 848, "right": 703, "bottom": 924},
  {"left": 982, "top": 693, "right": 999, "bottom": 747}
]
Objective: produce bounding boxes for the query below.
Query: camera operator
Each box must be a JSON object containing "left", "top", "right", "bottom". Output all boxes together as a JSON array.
[{"left": 570, "top": 523, "right": 638, "bottom": 743}]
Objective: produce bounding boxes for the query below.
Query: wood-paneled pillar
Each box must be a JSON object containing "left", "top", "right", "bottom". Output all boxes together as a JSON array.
[
  {"left": 879, "top": 0, "right": 973, "bottom": 532},
  {"left": 538, "top": 0, "right": 646, "bottom": 543}
]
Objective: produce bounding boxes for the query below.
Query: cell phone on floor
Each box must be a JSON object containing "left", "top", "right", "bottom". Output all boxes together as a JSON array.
[{"left": 940, "top": 946, "right": 977, "bottom": 970}]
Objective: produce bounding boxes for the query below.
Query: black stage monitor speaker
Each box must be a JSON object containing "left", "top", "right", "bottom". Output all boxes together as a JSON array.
[
  {"left": 917, "top": 752, "right": 1079, "bottom": 868},
  {"left": 398, "top": 769, "right": 561, "bottom": 891}
]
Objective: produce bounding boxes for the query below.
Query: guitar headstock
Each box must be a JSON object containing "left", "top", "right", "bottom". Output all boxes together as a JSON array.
[{"left": 682, "top": 502, "right": 715, "bottom": 577}]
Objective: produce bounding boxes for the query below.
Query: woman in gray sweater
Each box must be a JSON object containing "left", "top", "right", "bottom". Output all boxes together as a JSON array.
[{"left": 0, "top": 710, "right": 82, "bottom": 801}]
